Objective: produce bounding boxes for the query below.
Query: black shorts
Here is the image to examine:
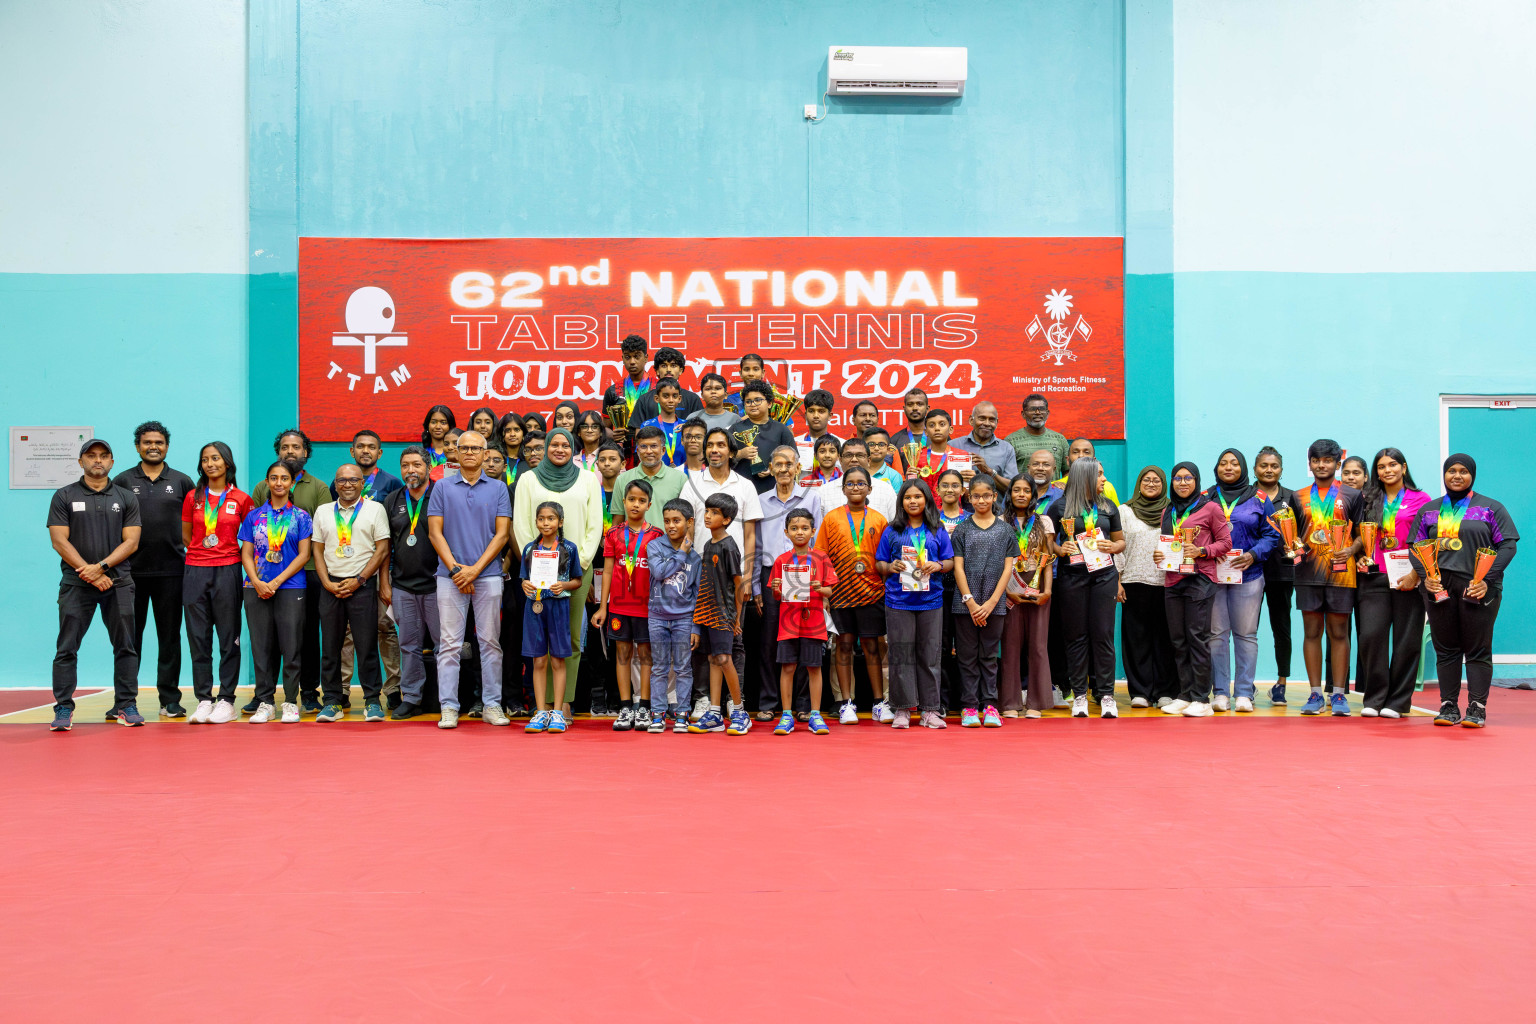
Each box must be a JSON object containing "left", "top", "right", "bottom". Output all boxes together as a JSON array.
[
  {"left": 1295, "top": 584, "right": 1355, "bottom": 615},
  {"left": 777, "top": 637, "right": 826, "bottom": 666},
  {"left": 830, "top": 602, "right": 886, "bottom": 639},
  {"left": 604, "top": 612, "right": 649, "bottom": 643},
  {"left": 698, "top": 626, "right": 736, "bottom": 656}
]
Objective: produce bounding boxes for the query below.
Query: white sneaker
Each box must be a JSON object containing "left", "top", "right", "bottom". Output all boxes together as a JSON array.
[
  {"left": 1161, "top": 699, "right": 1190, "bottom": 715},
  {"left": 1360, "top": 706, "right": 1379, "bottom": 718},
  {"left": 189, "top": 699, "right": 214, "bottom": 724},
  {"left": 1155, "top": 697, "right": 1173, "bottom": 709},
  {"left": 892, "top": 709, "right": 911, "bottom": 729},
  {"left": 1234, "top": 696, "right": 1254, "bottom": 713},
  {"left": 920, "top": 711, "right": 947, "bottom": 729},
  {"left": 1211, "top": 694, "right": 1230, "bottom": 712},
  {"left": 248, "top": 702, "right": 275, "bottom": 724},
  {"left": 838, "top": 701, "right": 858, "bottom": 725},
  {"left": 690, "top": 695, "right": 710, "bottom": 722},
  {"left": 1182, "top": 701, "right": 1214, "bottom": 717},
  {"left": 1380, "top": 708, "right": 1401, "bottom": 719},
  {"left": 438, "top": 708, "right": 459, "bottom": 729},
  {"left": 280, "top": 702, "right": 301, "bottom": 724},
  {"left": 208, "top": 700, "right": 239, "bottom": 724},
  {"left": 1129, "top": 696, "right": 1149, "bottom": 708},
  {"left": 1071, "top": 695, "right": 1089, "bottom": 718},
  {"left": 483, "top": 704, "right": 510, "bottom": 726},
  {"left": 1052, "top": 687, "right": 1069, "bottom": 708},
  {"left": 872, "top": 700, "right": 895, "bottom": 724},
  {"left": 1099, "top": 696, "right": 1119, "bottom": 718},
  {"left": 1024, "top": 709, "right": 1042, "bottom": 719},
  {"left": 1002, "top": 709, "right": 1019, "bottom": 718}
]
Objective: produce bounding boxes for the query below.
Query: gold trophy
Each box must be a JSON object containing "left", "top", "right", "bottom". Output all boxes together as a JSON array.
[
  {"left": 1413, "top": 540, "right": 1448, "bottom": 603},
  {"left": 732, "top": 424, "right": 761, "bottom": 458},
  {"left": 1180, "top": 527, "right": 1199, "bottom": 573},
  {"left": 1359, "top": 521, "right": 1378, "bottom": 572},
  {"left": 1269, "top": 507, "right": 1304, "bottom": 564},
  {"left": 769, "top": 391, "right": 803, "bottom": 424},
  {"left": 605, "top": 402, "right": 632, "bottom": 431},
  {"left": 1329, "top": 518, "right": 1351, "bottom": 573},
  {"left": 902, "top": 441, "right": 924, "bottom": 474}
]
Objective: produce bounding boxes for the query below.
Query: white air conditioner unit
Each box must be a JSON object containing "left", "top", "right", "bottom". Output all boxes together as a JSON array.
[{"left": 827, "top": 46, "right": 967, "bottom": 96}]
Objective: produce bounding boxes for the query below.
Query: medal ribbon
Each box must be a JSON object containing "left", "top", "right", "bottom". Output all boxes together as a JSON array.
[
  {"left": 661, "top": 421, "right": 680, "bottom": 464},
  {"left": 504, "top": 464, "right": 518, "bottom": 485},
  {"left": 910, "top": 525, "right": 928, "bottom": 564},
  {"left": 333, "top": 500, "right": 361, "bottom": 548},
  {"left": 361, "top": 470, "right": 379, "bottom": 498},
  {"left": 264, "top": 503, "right": 292, "bottom": 553},
  {"left": 1015, "top": 515, "right": 1036, "bottom": 558},
  {"left": 1308, "top": 482, "right": 1338, "bottom": 532},
  {"left": 1437, "top": 495, "right": 1470, "bottom": 541},
  {"left": 1380, "top": 488, "right": 1404, "bottom": 542},
  {"left": 405, "top": 490, "right": 425, "bottom": 537},
  {"left": 623, "top": 375, "right": 651, "bottom": 412},
  {"left": 1171, "top": 507, "right": 1194, "bottom": 533},
  {"left": 845, "top": 508, "right": 869, "bottom": 563},
  {"left": 202, "top": 488, "right": 226, "bottom": 538},
  {"left": 602, "top": 489, "right": 614, "bottom": 533},
  {"left": 1082, "top": 507, "right": 1098, "bottom": 536},
  {"left": 622, "top": 524, "right": 644, "bottom": 578},
  {"left": 426, "top": 447, "right": 447, "bottom": 468},
  {"left": 1216, "top": 493, "right": 1238, "bottom": 520}
]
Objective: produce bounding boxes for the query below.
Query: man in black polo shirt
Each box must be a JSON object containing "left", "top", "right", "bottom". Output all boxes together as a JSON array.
[
  {"left": 47, "top": 439, "right": 144, "bottom": 730},
  {"left": 113, "top": 420, "right": 194, "bottom": 717},
  {"left": 383, "top": 446, "right": 439, "bottom": 719}
]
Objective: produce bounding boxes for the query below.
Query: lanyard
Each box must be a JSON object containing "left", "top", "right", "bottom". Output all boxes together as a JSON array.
[
  {"left": 202, "top": 488, "right": 226, "bottom": 536},
  {"left": 1216, "top": 493, "right": 1238, "bottom": 520},
  {"left": 845, "top": 508, "right": 870, "bottom": 555},
  {"left": 661, "top": 420, "right": 680, "bottom": 463},
  {"left": 1015, "top": 517, "right": 1035, "bottom": 557},
  {"left": 622, "top": 524, "right": 645, "bottom": 577},
  {"left": 360, "top": 470, "right": 379, "bottom": 498},
  {"left": 1171, "top": 505, "right": 1195, "bottom": 533},
  {"left": 265, "top": 502, "right": 292, "bottom": 551},
  {"left": 1082, "top": 507, "right": 1098, "bottom": 535},
  {"left": 1437, "top": 495, "right": 1470, "bottom": 539},
  {"left": 405, "top": 490, "right": 425, "bottom": 537},
  {"left": 623, "top": 375, "right": 651, "bottom": 411},
  {"left": 602, "top": 489, "right": 614, "bottom": 533},
  {"left": 1381, "top": 488, "right": 1404, "bottom": 538},
  {"left": 426, "top": 447, "right": 447, "bottom": 468},
  {"left": 909, "top": 525, "right": 928, "bottom": 561},
  {"left": 1308, "top": 482, "right": 1339, "bottom": 529},
  {"left": 504, "top": 463, "right": 519, "bottom": 485},
  {"left": 333, "top": 501, "right": 361, "bottom": 546}
]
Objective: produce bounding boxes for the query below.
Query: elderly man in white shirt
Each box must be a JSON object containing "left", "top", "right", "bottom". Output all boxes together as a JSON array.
[
  {"left": 818, "top": 435, "right": 897, "bottom": 521},
  {"left": 312, "top": 462, "right": 392, "bottom": 721},
  {"left": 751, "top": 444, "right": 824, "bottom": 720}
]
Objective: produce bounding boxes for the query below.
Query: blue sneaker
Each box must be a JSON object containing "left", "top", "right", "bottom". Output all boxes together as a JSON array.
[
  {"left": 1330, "top": 692, "right": 1351, "bottom": 717},
  {"left": 1269, "top": 682, "right": 1287, "bottom": 704},
  {"left": 726, "top": 709, "right": 751, "bottom": 735},
  {"left": 961, "top": 707, "right": 981, "bottom": 728},
  {"left": 774, "top": 711, "right": 795, "bottom": 735},
  {"left": 315, "top": 704, "right": 342, "bottom": 722},
  {"left": 525, "top": 710, "right": 550, "bottom": 733},
  {"left": 982, "top": 705, "right": 1002, "bottom": 728},
  {"left": 807, "top": 710, "right": 829, "bottom": 735},
  {"left": 113, "top": 703, "right": 145, "bottom": 727},
  {"left": 689, "top": 710, "right": 725, "bottom": 733},
  {"left": 50, "top": 707, "right": 72, "bottom": 732},
  {"left": 364, "top": 701, "right": 385, "bottom": 722},
  {"left": 1300, "top": 692, "right": 1326, "bottom": 715},
  {"left": 302, "top": 696, "right": 323, "bottom": 714},
  {"left": 547, "top": 710, "right": 568, "bottom": 733}
]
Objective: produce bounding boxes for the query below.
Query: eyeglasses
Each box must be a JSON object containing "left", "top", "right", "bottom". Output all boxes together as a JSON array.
[{"left": 457, "top": 445, "right": 486, "bottom": 453}]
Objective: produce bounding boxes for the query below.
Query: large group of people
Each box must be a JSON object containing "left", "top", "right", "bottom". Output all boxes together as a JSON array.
[{"left": 46, "top": 334, "right": 1518, "bottom": 733}]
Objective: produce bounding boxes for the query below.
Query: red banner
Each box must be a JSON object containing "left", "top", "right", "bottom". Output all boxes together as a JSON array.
[{"left": 298, "top": 237, "right": 1123, "bottom": 442}]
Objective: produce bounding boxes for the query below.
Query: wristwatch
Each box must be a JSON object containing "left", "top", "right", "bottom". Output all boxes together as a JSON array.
[
  {"left": 452, "top": 564, "right": 466, "bottom": 576},
  {"left": 961, "top": 593, "right": 974, "bottom": 603},
  {"left": 99, "top": 561, "right": 111, "bottom": 573}
]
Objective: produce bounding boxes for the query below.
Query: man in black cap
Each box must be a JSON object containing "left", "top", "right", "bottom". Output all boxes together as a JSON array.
[{"left": 46, "top": 439, "right": 144, "bottom": 730}]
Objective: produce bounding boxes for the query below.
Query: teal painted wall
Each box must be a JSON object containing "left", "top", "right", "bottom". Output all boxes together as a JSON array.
[{"left": 0, "top": 274, "right": 248, "bottom": 688}]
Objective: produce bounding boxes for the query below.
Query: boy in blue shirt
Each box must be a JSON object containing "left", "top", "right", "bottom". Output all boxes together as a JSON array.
[{"left": 646, "top": 498, "right": 704, "bottom": 733}]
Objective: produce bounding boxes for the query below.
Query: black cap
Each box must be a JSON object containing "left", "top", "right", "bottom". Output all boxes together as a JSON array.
[{"left": 80, "top": 438, "right": 112, "bottom": 457}]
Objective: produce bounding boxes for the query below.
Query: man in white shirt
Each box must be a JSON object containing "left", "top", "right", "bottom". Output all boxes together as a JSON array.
[
  {"left": 312, "top": 463, "right": 392, "bottom": 721},
  {"left": 818, "top": 437, "right": 898, "bottom": 521}
]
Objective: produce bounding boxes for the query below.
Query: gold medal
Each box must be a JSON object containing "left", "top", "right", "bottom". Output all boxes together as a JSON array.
[
  {"left": 265, "top": 550, "right": 283, "bottom": 563},
  {"left": 533, "top": 600, "right": 544, "bottom": 614},
  {"left": 1449, "top": 538, "right": 1463, "bottom": 551},
  {"left": 1381, "top": 536, "right": 1397, "bottom": 550},
  {"left": 1311, "top": 529, "right": 1329, "bottom": 545}
]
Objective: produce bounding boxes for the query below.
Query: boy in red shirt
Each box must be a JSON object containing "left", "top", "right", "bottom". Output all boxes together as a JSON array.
[
  {"left": 592, "top": 478, "right": 663, "bottom": 731},
  {"left": 768, "top": 508, "right": 838, "bottom": 734}
]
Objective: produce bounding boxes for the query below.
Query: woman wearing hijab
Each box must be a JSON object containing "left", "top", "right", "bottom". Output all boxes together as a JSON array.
[
  {"left": 1409, "top": 455, "right": 1519, "bottom": 728},
  {"left": 1116, "top": 466, "right": 1180, "bottom": 708},
  {"left": 1153, "top": 462, "right": 1232, "bottom": 717},
  {"left": 1045, "top": 459, "right": 1126, "bottom": 718},
  {"left": 1252, "top": 446, "right": 1297, "bottom": 704},
  {"left": 1353, "top": 448, "right": 1431, "bottom": 718},
  {"left": 512, "top": 428, "right": 606, "bottom": 718},
  {"left": 1206, "top": 450, "right": 1279, "bottom": 712},
  {"left": 551, "top": 400, "right": 582, "bottom": 435}
]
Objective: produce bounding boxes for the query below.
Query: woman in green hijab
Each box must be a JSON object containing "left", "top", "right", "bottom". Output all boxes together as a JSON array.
[{"left": 512, "top": 428, "right": 606, "bottom": 716}]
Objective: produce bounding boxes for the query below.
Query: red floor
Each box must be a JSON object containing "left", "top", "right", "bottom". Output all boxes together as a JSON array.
[{"left": 5, "top": 691, "right": 1536, "bottom": 1022}]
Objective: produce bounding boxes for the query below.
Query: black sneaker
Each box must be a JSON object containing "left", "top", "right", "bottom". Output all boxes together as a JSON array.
[
  {"left": 1462, "top": 701, "right": 1487, "bottom": 728},
  {"left": 302, "top": 696, "right": 323, "bottom": 714},
  {"left": 159, "top": 704, "right": 187, "bottom": 719},
  {"left": 241, "top": 698, "right": 261, "bottom": 714},
  {"left": 465, "top": 702, "right": 484, "bottom": 719},
  {"left": 1434, "top": 701, "right": 1461, "bottom": 727},
  {"left": 589, "top": 700, "right": 612, "bottom": 718},
  {"left": 386, "top": 692, "right": 403, "bottom": 711},
  {"left": 505, "top": 702, "right": 530, "bottom": 718},
  {"left": 50, "top": 707, "right": 73, "bottom": 732},
  {"left": 390, "top": 701, "right": 422, "bottom": 720},
  {"left": 635, "top": 705, "right": 652, "bottom": 730},
  {"left": 114, "top": 703, "right": 146, "bottom": 727}
]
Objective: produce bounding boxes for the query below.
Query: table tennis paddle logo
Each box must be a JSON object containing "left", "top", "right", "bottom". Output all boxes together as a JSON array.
[{"left": 327, "top": 287, "right": 412, "bottom": 395}]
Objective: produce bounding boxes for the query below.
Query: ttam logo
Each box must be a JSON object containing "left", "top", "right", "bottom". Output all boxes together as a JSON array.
[{"left": 328, "top": 286, "right": 412, "bottom": 395}]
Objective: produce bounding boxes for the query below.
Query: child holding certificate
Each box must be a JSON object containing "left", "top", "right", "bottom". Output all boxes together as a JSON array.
[
  {"left": 592, "top": 479, "right": 664, "bottom": 732},
  {"left": 767, "top": 508, "right": 838, "bottom": 735},
  {"left": 520, "top": 501, "right": 583, "bottom": 734}
]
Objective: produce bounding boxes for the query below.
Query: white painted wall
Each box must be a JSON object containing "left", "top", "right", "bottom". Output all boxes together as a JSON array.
[
  {"left": 1173, "top": 0, "right": 1536, "bottom": 272},
  {"left": 0, "top": 0, "right": 247, "bottom": 274}
]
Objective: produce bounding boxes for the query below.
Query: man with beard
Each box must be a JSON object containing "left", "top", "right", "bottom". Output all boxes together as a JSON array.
[
  {"left": 383, "top": 446, "right": 439, "bottom": 719},
  {"left": 113, "top": 420, "right": 193, "bottom": 718},
  {"left": 335, "top": 429, "right": 403, "bottom": 706},
  {"left": 948, "top": 401, "right": 1018, "bottom": 491},
  {"left": 1005, "top": 393, "right": 1070, "bottom": 477},
  {"left": 252, "top": 428, "right": 331, "bottom": 712},
  {"left": 889, "top": 388, "right": 930, "bottom": 460}
]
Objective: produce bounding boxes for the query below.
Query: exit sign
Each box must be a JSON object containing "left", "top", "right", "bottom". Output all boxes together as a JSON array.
[{"left": 1491, "top": 399, "right": 1517, "bottom": 408}]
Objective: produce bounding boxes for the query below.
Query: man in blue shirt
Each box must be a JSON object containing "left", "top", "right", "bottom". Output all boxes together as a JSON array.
[{"left": 426, "top": 430, "right": 512, "bottom": 729}]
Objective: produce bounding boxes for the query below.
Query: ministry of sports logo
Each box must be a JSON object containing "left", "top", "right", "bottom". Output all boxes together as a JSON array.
[
  {"left": 1026, "top": 288, "right": 1092, "bottom": 366},
  {"left": 328, "top": 286, "right": 412, "bottom": 394}
]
